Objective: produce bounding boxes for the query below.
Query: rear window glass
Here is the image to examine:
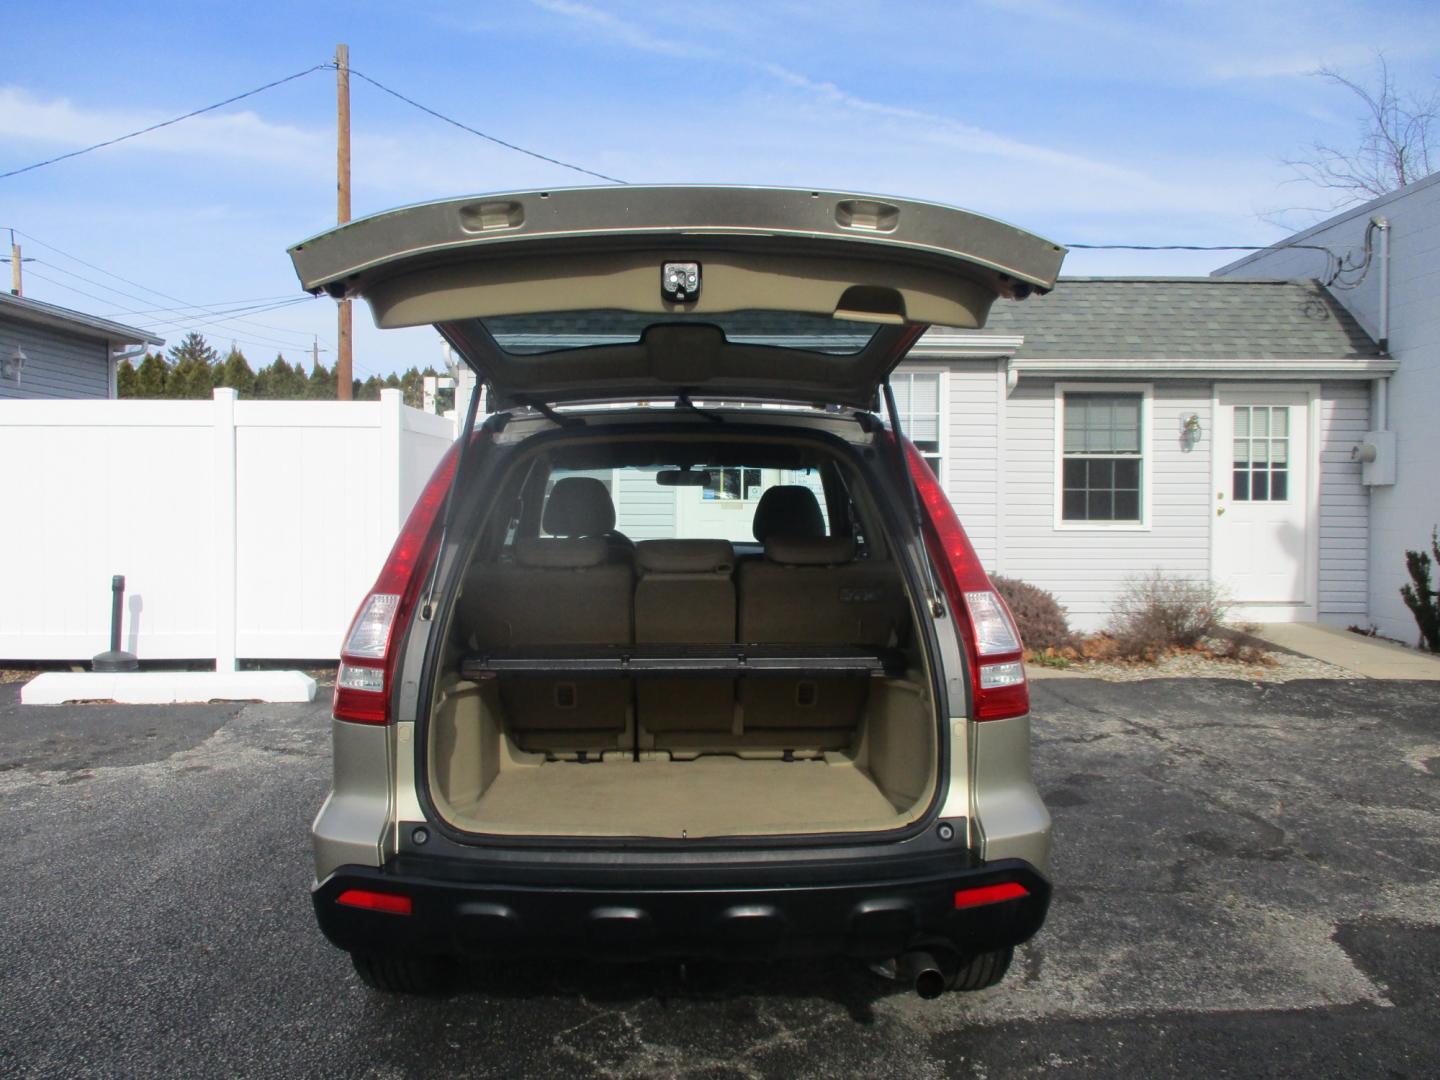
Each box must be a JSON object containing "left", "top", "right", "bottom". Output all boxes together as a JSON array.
[
  {"left": 483, "top": 310, "right": 878, "bottom": 356},
  {"left": 545, "top": 465, "right": 830, "bottom": 545}
]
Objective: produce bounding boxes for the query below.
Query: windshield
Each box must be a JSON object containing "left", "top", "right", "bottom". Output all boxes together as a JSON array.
[{"left": 481, "top": 309, "right": 880, "bottom": 357}]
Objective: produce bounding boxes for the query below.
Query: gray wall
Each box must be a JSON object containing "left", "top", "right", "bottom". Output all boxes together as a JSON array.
[
  {"left": 1216, "top": 173, "right": 1440, "bottom": 640},
  {"left": 0, "top": 317, "right": 112, "bottom": 400}
]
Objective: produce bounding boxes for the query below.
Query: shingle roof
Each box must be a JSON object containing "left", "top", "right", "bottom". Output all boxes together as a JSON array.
[
  {"left": 456, "top": 277, "right": 1380, "bottom": 362},
  {"left": 0, "top": 292, "right": 163, "bottom": 347},
  {"left": 975, "top": 277, "right": 1378, "bottom": 360}
]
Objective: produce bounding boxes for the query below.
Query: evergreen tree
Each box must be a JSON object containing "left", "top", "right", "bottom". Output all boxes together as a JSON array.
[
  {"left": 289, "top": 358, "right": 310, "bottom": 399},
  {"left": 216, "top": 347, "right": 256, "bottom": 397},
  {"left": 166, "top": 332, "right": 219, "bottom": 399},
  {"left": 304, "top": 360, "right": 336, "bottom": 400},
  {"left": 253, "top": 354, "right": 304, "bottom": 399},
  {"left": 116, "top": 357, "right": 138, "bottom": 398},
  {"left": 134, "top": 351, "right": 169, "bottom": 397}
]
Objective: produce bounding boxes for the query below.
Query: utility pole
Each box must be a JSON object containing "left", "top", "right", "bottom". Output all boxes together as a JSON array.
[
  {"left": 335, "top": 43, "right": 353, "bottom": 400},
  {"left": 9, "top": 230, "right": 21, "bottom": 296}
]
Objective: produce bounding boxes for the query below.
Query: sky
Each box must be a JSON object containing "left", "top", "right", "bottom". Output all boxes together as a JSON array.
[{"left": 3, "top": 0, "right": 1439, "bottom": 379}]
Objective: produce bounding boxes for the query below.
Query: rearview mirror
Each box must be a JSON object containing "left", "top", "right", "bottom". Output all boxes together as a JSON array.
[{"left": 656, "top": 469, "right": 712, "bottom": 488}]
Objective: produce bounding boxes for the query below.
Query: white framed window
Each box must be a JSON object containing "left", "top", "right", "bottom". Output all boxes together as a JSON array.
[
  {"left": 891, "top": 369, "right": 947, "bottom": 481},
  {"left": 1053, "top": 382, "right": 1152, "bottom": 530},
  {"left": 1231, "top": 405, "right": 1291, "bottom": 502},
  {"left": 702, "top": 466, "right": 764, "bottom": 501}
]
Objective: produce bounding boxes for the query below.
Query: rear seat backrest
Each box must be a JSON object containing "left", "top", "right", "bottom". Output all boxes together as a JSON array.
[
  {"left": 458, "top": 480, "right": 633, "bottom": 755},
  {"left": 633, "top": 539, "right": 736, "bottom": 748},
  {"left": 737, "top": 533, "right": 907, "bottom": 745},
  {"left": 633, "top": 539, "right": 735, "bottom": 644},
  {"left": 740, "top": 537, "right": 902, "bottom": 645}
]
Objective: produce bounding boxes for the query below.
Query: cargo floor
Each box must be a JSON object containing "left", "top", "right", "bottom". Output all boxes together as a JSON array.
[{"left": 448, "top": 757, "right": 906, "bottom": 838}]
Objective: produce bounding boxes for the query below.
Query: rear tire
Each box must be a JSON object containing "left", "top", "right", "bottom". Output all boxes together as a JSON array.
[
  {"left": 948, "top": 947, "right": 1014, "bottom": 992},
  {"left": 349, "top": 951, "right": 454, "bottom": 995}
]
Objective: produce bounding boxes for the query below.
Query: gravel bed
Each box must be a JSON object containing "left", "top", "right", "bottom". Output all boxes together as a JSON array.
[{"left": 1030, "top": 649, "right": 1358, "bottom": 682}]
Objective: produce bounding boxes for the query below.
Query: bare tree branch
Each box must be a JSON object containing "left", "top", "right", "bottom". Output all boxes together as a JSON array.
[{"left": 1267, "top": 53, "right": 1439, "bottom": 223}]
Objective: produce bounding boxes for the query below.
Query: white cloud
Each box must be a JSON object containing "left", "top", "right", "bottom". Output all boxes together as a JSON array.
[
  {"left": 0, "top": 86, "right": 329, "bottom": 171},
  {"left": 524, "top": 1, "right": 1140, "bottom": 181},
  {"left": 527, "top": 0, "right": 714, "bottom": 59}
]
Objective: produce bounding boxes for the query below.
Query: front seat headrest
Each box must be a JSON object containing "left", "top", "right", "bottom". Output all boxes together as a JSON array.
[
  {"left": 543, "top": 476, "right": 617, "bottom": 537},
  {"left": 752, "top": 485, "right": 825, "bottom": 542}
]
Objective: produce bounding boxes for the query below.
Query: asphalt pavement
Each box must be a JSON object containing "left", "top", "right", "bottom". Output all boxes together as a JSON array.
[{"left": 2, "top": 676, "right": 1438, "bottom": 1079}]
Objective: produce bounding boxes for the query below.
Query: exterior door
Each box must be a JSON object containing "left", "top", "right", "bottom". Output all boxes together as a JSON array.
[{"left": 1213, "top": 389, "right": 1311, "bottom": 608}]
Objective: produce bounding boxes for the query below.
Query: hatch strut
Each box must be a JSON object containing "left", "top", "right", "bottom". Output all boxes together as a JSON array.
[
  {"left": 420, "top": 378, "right": 484, "bottom": 621},
  {"left": 882, "top": 379, "right": 945, "bottom": 618}
]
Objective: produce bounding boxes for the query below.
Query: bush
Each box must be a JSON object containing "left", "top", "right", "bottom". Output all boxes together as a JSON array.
[
  {"left": 1400, "top": 527, "right": 1440, "bottom": 653},
  {"left": 991, "top": 576, "right": 1074, "bottom": 652},
  {"left": 1105, "top": 570, "right": 1229, "bottom": 660}
]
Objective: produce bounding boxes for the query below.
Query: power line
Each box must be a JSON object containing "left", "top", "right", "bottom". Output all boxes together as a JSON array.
[
  {"left": 0, "top": 65, "right": 331, "bottom": 180},
  {"left": 1065, "top": 243, "right": 1331, "bottom": 252},
  {"left": 100, "top": 294, "right": 304, "bottom": 318},
  {"left": 22, "top": 269, "right": 315, "bottom": 358},
  {"left": 346, "top": 67, "right": 627, "bottom": 184},
  {"left": 21, "top": 231, "right": 323, "bottom": 344},
  {"left": 29, "top": 259, "right": 322, "bottom": 351}
]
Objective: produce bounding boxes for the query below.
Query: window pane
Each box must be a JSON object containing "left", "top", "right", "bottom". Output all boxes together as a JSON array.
[
  {"left": 924, "top": 454, "right": 942, "bottom": 481},
  {"left": 1270, "top": 439, "right": 1287, "bottom": 465},
  {"left": 743, "top": 468, "right": 762, "bottom": 500},
  {"left": 1090, "top": 490, "right": 1113, "bottom": 520},
  {"left": 1233, "top": 438, "right": 1249, "bottom": 466},
  {"left": 1252, "top": 471, "right": 1269, "bottom": 500},
  {"left": 1234, "top": 471, "right": 1250, "bottom": 500},
  {"left": 1252, "top": 409, "right": 1269, "bottom": 437},
  {"left": 1251, "top": 439, "right": 1269, "bottom": 466},
  {"left": 1063, "top": 489, "right": 1087, "bottom": 519},
  {"left": 1271, "top": 408, "right": 1288, "bottom": 436},
  {"left": 1063, "top": 458, "right": 1086, "bottom": 487},
  {"left": 1089, "top": 459, "right": 1114, "bottom": 487},
  {"left": 1270, "top": 470, "right": 1288, "bottom": 501},
  {"left": 1115, "top": 458, "right": 1140, "bottom": 488},
  {"left": 910, "top": 373, "right": 939, "bottom": 414},
  {"left": 1112, "top": 404, "right": 1140, "bottom": 452},
  {"left": 1233, "top": 407, "right": 1250, "bottom": 437},
  {"left": 1114, "top": 490, "right": 1140, "bottom": 520}
]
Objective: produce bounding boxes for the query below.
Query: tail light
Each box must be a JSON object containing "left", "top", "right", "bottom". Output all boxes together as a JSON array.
[
  {"left": 333, "top": 441, "right": 464, "bottom": 725},
  {"left": 901, "top": 438, "right": 1029, "bottom": 721},
  {"left": 953, "top": 881, "right": 1029, "bottom": 909},
  {"left": 336, "top": 888, "right": 413, "bottom": 915}
]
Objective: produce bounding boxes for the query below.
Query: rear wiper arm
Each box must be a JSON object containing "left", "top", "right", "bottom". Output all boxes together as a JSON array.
[{"left": 675, "top": 392, "right": 724, "bottom": 424}]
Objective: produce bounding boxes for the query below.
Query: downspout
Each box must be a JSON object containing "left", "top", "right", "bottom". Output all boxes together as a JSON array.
[
  {"left": 1372, "top": 215, "right": 1390, "bottom": 434},
  {"left": 1373, "top": 216, "right": 1390, "bottom": 355}
]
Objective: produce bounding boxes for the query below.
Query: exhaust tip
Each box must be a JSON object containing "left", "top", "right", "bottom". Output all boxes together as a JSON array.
[{"left": 896, "top": 950, "right": 946, "bottom": 1000}]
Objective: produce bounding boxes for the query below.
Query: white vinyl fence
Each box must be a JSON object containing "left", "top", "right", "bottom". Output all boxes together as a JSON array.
[{"left": 0, "top": 388, "right": 454, "bottom": 664}]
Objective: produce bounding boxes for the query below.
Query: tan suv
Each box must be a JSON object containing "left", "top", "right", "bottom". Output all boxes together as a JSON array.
[{"left": 291, "top": 186, "right": 1062, "bottom": 998}]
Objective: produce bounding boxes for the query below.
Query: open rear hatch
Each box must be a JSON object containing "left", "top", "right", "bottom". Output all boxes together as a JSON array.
[
  {"left": 294, "top": 186, "right": 1062, "bottom": 841},
  {"left": 288, "top": 185, "right": 1064, "bottom": 408}
]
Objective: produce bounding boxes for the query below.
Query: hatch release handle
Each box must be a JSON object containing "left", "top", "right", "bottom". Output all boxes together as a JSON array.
[{"left": 662, "top": 262, "right": 700, "bottom": 303}]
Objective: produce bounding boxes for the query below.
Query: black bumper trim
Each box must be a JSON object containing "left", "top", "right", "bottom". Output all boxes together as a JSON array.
[{"left": 313, "top": 856, "right": 1049, "bottom": 962}]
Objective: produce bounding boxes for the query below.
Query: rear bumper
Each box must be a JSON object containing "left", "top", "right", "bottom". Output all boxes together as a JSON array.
[{"left": 312, "top": 854, "right": 1050, "bottom": 962}]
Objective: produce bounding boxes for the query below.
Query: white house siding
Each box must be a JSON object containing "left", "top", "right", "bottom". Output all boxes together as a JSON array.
[
  {"left": 939, "top": 362, "right": 1003, "bottom": 569},
  {"left": 614, "top": 468, "right": 677, "bottom": 540},
  {"left": 982, "top": 378, "right": 1213, "bottom": 632},
  {"left": 1216, "top": 172, "right": 1440, "bottom": 639},
  {"left": 0, "top": 318, "right": 111, "bottom": 399},
  {"left": 1317, "top": 381, "right": 1370, "bottom": 623}
]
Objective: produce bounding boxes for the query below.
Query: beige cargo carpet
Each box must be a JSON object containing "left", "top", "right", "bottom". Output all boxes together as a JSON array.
[{"left": 456, "top": 758, "right": 904, "bottom": 838}]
